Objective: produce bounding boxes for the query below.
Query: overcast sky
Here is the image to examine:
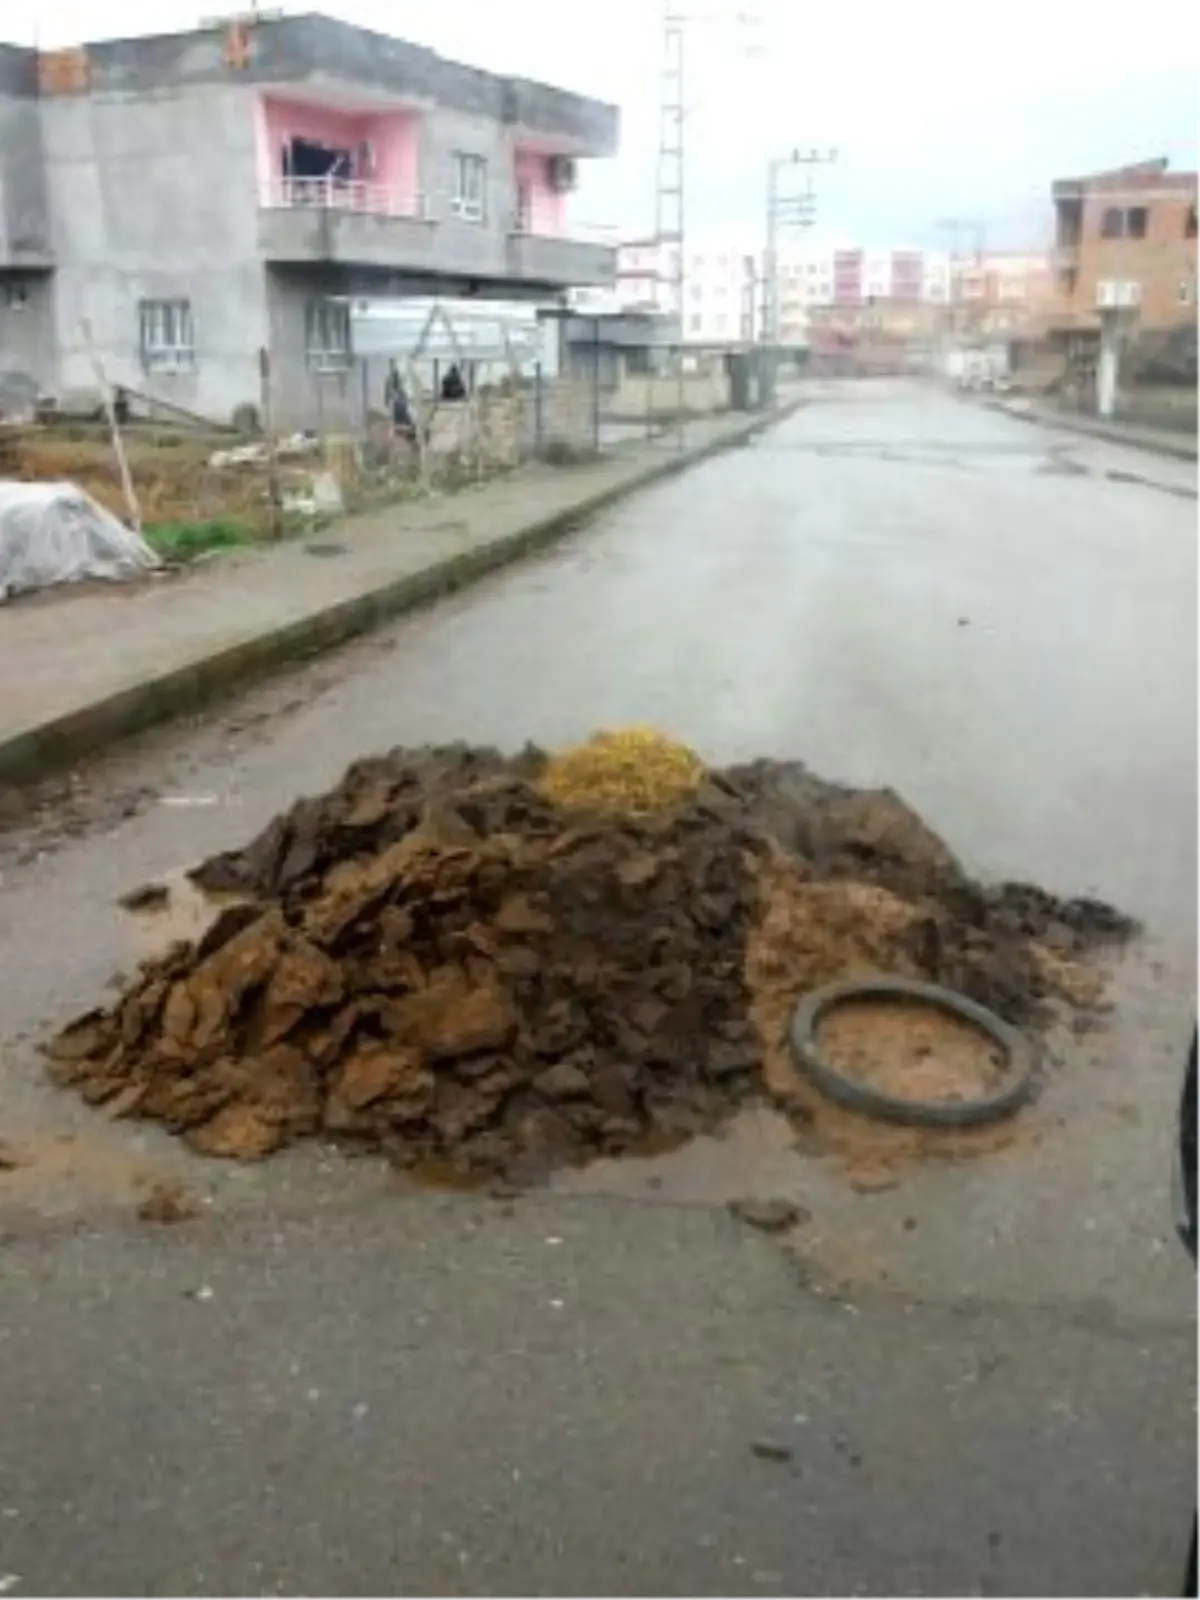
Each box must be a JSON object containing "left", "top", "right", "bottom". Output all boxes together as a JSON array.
[{"left": 7, "top": 0, "right": 1198, "bottom": 250}]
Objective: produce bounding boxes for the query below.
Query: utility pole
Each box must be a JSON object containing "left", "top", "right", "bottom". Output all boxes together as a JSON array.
[
  {"left": 739, "top": 252, "right": 757, "bottom": 345},
  {"left": 762, "top": 147, "right": 836, "bottom": 396},
  {"left": 935, "top": 216, "right": 985, "bottom": 357}
]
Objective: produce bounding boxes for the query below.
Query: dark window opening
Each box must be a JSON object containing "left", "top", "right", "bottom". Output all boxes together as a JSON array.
[
  {"left": 1099, "top": 206, "right": 1150, "bottom": 241},
  {"left": 1187, "top": 206, "right": 1198, "bottom": 240},
  {"left": 283, "top": 138, "right": 354, "bottom": 184}
]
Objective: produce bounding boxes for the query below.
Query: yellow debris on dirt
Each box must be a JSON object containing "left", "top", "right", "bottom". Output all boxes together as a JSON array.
[{"left": 536, "top": 726, "right": 706, "bottom": 815}]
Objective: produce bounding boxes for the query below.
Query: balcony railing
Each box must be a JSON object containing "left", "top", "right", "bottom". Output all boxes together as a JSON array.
[
  {"left": 260, "top": 177, "right": 428, "bottom": 219},
  {"left": 258, "top": 178, "right": 615, "bottom": 282},
  {"left": 261, "top": 179, "right": 616, "bottom": 248},
  {"left": 510, "top": 218, "right": 618, "bottom": 248}
]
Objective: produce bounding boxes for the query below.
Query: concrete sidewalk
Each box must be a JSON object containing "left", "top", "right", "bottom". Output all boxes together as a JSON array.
[
  {"left": 990, "top": 396, "right": 1198, "bottom": 461},
  {"left": 0, "top": 398, "right": 801, "bottom": 786}
]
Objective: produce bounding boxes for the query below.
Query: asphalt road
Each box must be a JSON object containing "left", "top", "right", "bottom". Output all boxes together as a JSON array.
[{"left": 0, "top": 381, "right": 1195, "bottom": 1596}]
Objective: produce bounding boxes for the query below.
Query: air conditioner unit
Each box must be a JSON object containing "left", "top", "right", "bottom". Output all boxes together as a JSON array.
[
  {"left": 547, "top": 155, "right": 578, "bottom": 193},
  {"left": 1096, "top": 278, "right": 1141, "bottom": 309}
]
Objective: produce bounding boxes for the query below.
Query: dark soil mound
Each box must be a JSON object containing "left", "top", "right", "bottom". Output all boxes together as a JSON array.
[
  {"left": 45, "top": 741, "right": 1138, "bottom": 1179},
  {"left": 49, "top": 763, "right": 763, "bottom": 1176},
  {"left": 192, "top": 742, "right": 545, "bottom": 904}
]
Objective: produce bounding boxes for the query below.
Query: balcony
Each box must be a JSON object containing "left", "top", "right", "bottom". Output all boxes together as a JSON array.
[
  {"left": 257, "top": 177, "right": 438, "bottom": 270},
  {"left": 506, "top": 224, "right": 616, "bottom": 289},
  {"left": 0, "top": 237, "right": 53, "bottom": 270}
]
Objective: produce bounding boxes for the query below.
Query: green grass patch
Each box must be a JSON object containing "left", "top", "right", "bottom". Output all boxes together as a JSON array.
[{"left": 145, "top": 517, "right": 254, "bottom": 562}]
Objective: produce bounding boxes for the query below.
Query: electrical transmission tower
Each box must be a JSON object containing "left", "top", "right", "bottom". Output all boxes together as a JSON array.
[
  {"left": 654, "top": 7, "right": 687, "bottom": 441},
  {"left": 651, "top": 2, "right": 763, "bottom": 444},
  {"left": 654, "top": 10, "right": 686, "bottom": 314}
]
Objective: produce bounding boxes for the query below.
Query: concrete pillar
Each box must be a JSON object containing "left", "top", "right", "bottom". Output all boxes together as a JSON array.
[{"left": 1097, "top": 313, "right": 1120, "bottom": 420}]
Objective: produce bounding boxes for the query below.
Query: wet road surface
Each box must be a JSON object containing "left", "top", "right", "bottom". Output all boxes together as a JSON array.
[{"left": 0, "top": 381, "right": 1194, "bottom": 1595}]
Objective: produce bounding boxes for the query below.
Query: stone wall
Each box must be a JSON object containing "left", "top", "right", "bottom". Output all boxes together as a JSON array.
[
  {"left": 404, "top": 376, "right": 597, "bottom": 473},
  {"left": 606, "top": 368, "right": 730, "bottom": 419}
]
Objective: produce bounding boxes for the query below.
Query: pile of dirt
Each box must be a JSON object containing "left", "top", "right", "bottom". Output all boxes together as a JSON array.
[
  {"left": 737, "top": 768, "right": 1132, "bottom": 1188},
  {"left": 48, "top": 747, "right": 765, "bottom": 1175},
  {"left": 44, "top": 740, "right": 1137, "bottom": 1180}
]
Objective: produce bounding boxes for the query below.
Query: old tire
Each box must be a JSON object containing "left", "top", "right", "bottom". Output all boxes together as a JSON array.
[{"left": 789, "top": 976, "right": 1036, "bottom": 1129}]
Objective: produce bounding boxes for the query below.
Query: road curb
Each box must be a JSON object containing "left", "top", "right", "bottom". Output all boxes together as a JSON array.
[
  {"left": 982, "top": 398, "right": 1198, "bottom": 462},
  {"left": 0, "top": 399, "right": 803, "bottom": 788}
]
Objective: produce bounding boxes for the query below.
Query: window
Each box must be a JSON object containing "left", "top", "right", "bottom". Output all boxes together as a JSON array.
[
  {"left": 1101, "top": 205, "right": 1150, "bottom": 240},
  {"left": 139, "top": 298, "right": 193, "bottom": 371},
  {"left": 690, "top": 283, "right": 703, "bottom": 301},
  {"left": 1186, "top": 206, "right": 1197, "bottom": 240},
  {"left": 1181, "top": 281, "right": 1196, "bottom": 306},
  {"left": 305, "top": 297, "right": 351, "bottom": 370},
  {"left": 688, "top": 313, "right": 702, "bottom": 333},
  {"left": 450, "top": 153, "right": 486, "bottom": 222}
]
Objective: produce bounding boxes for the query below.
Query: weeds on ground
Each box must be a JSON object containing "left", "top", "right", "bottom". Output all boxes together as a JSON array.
[{"left": 144, "top": 517, "right": 254, "bottom": 562}]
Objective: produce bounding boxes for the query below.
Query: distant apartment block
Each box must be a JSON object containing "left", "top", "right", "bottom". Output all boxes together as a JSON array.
[
  {"left": 937, "top": 250, "right": 1052, "bottom": 340},
  {"left": 0, "top": 16, "right": 618, "bottom": 425},
  {"left": 1051, "top": 157, "right": 1197, "bottom": 331},
  {"left": 609, "top": 238, "right": 960, "bottom": 347}
]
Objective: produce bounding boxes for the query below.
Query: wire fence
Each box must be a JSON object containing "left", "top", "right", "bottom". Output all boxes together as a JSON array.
[{"left": 269, "top": 332, "right": 767, "bottom": 512}]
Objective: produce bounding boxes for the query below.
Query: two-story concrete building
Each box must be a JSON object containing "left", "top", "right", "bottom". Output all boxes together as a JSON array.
[{"left": 0, "top": 14, "right": 619, "bottom": 426}]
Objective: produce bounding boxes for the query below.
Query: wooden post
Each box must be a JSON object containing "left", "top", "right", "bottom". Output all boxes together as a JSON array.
[
  {"left": 80, "top": 318, "right": 141, "bottom": 534},
  {"left": 258, "top": 346, "right": 283, "bottom": 540}
]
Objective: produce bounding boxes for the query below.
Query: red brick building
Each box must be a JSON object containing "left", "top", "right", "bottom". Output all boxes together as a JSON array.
[{"left": 1051, "top": 157, "right": 1197, "bottom": 332}]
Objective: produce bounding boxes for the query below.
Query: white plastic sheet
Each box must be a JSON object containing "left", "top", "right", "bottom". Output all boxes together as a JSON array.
[{"left": 0, "top": 480, "right": 160, "bottom": 602}]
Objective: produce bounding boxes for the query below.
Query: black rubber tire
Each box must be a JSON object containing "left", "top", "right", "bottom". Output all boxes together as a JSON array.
[{"left": 788, "top": 976, "right": 1037, "bottom": 1129}]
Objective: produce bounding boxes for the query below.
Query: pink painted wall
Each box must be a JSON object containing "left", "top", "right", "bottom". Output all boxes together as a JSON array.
[
  {"left": 514, "top": 149, "right": 565, "bottom": 235},
  {"left": 256, "top": 95, "right": 419, "bottom": 201}
]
